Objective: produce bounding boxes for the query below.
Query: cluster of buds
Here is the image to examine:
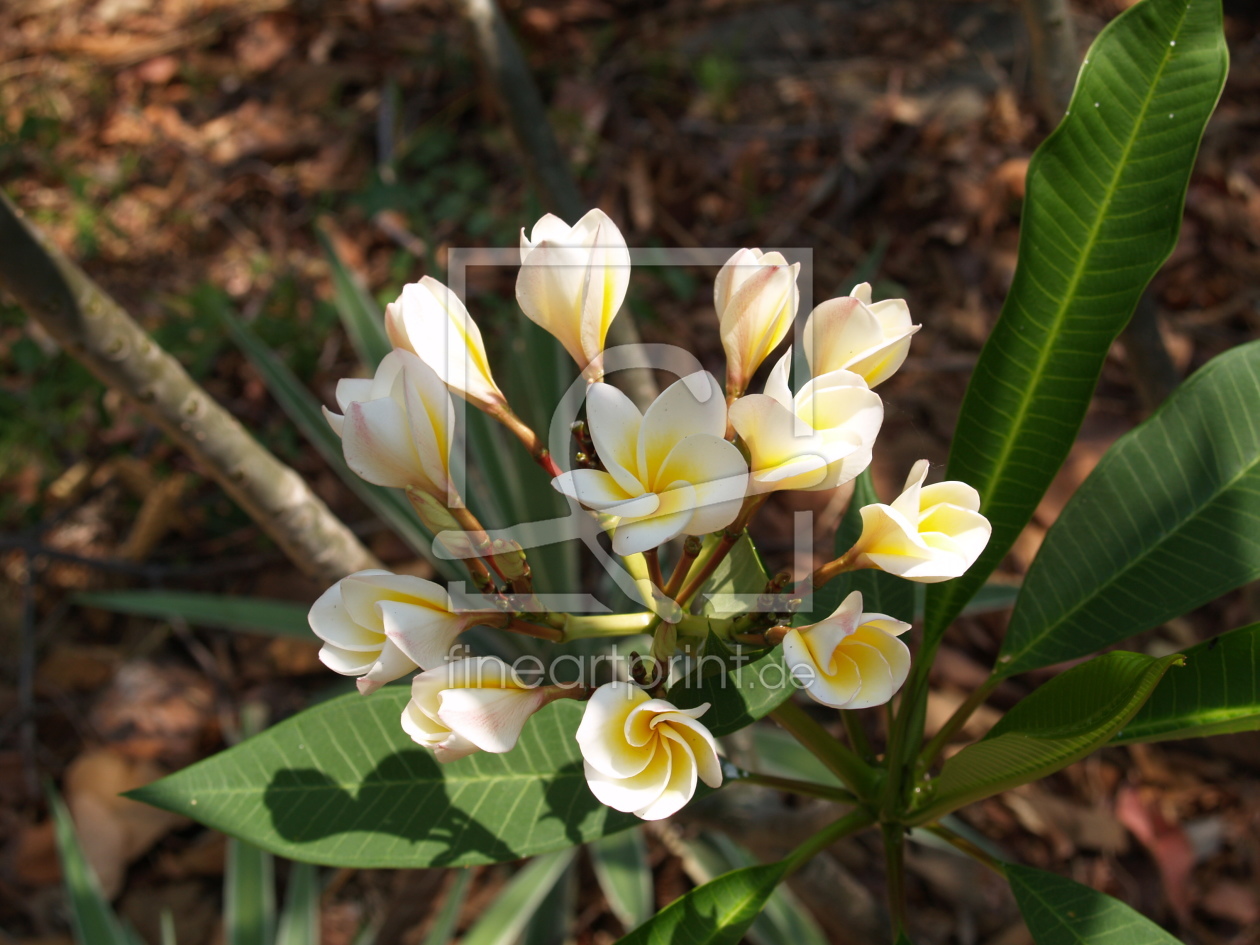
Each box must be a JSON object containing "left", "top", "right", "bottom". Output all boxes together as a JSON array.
[{"left": 308, "top": 209, "right": 991, "bottom": 820}]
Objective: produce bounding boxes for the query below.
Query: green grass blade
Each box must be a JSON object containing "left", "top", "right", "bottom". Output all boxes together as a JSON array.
[
  {"left": 78, "top": 591, "right": 311, "bottom": 639},
  {"left": 160, "top": 911, "right": 178, "bottom": 945},
  {"left": 316, "top": 224, "right": 392, "bottom": 370},
  {"left": 1001, "top": 340, "right": 1260, "bottom": 676},
  {"left": 588, "top": 829, "right": 654, "bottom": 932},
  {"left": 460, "top": 850, "right": 576, "bottom": 945},
  {"left": 226, "top": 838, "right": 276, "bottom": 945},
  {"left": 275, "top": 861, "right": 320, "bottom": 945},
  {"left": 420, "top": 870, "right": 473, "bottom": 945},
  {"left": 926, "top": 0, "right": 1228, "bottom": 639},
  {"left": 47, "top": 785, "right": 134, "bottom": 945}
]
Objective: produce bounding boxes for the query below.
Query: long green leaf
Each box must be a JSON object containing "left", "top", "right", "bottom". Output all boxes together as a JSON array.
[
  {"left": 78, "top": 591, "right": 310, "bottom": 639},
  {"left": 522, "top": 856, "right": 577, "bottom": 945},
  {"left": 216, "top": 299, "right": 458, "bottom": 579},
  {"left": 1114, "top": 622, "right": 1260, "bottom": 743},
  {"left": 420, "top": 870, "right": 473, "bottom": 945},
  {"left": 129, "top": 694, "right": 635, "bottom": 868},
  {"left": 1001, "top": 341, "right": 1260, "bottom": 676},
  {"left": 275, "top": 861, "right": 320, "bottom": 945},
  {"left": 226, "top": 838, "right": 275, "bottom": 945},
  {"left": 460, "top": 849, "right": 576, "bottom": 945},
  {"left": 680, "top": 833, "right": 829, "bottom": 945},
  {"left": 48, "top": 786, "right": 137, "bottom": 945},
  {"left": 926, "top": 0, "right": 1228, "bottom": 638},
  {"left": 1006, "top": 863, "right": 1181, "bottom": 945},
  {"left": 615, "top": 862, "right": 788, "bottom": 945},
  {"left": 909, "top": 651, "right": 1182, "bottom": 824},
  {"left": 589, "top": 829, "right": 654, "bottom": 933},
  {"left": 317, "top": 224, "right": 392, "bottom": 370}
]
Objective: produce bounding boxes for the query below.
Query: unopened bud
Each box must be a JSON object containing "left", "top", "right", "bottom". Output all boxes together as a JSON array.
[{"left": 491, "top": 538, "right": 530, "bottom": 581}]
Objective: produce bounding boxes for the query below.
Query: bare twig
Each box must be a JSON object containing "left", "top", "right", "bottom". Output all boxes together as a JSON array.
[
  {"left": 0, "top": 191, "right": 381, "bottom": 583},
  {"left": 457, "top": 0, "right": 657, "bottom": 407}
]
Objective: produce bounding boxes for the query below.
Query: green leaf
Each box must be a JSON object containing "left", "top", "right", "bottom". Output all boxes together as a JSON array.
[
  {"left": 1006, "top": 863, "right": 1182, "bottom": 945},
  {"left": 78, "top": 590, "right": 311, "bottom": 639},
  {"left": 589, "top": 828, "right": 654, "bottom": 932},
  {"left": 129, "top": 693, "right": 635, "bottom": 868},
  {"left": 48, "top": 785, "right": 138, "bottom": 945},
  {"left": 420, "top": 870, "right": 473, "bottom": 945},
  {"left": 460, "top": 850, "right": 576, "bottom": 945},
  {"left": 926, "top": 0, "right": 1229, "bottom": 639},
  {"left": 748, "top": 726, "right": 842, "bottom": 789},
  {"left": 316, "top": 223, "right": 392, "bottom": 370},
  {"left": 1114, "top": 622, "right": 1260, "bottom": 743},
  {"left": 276, "top": 861, "right": 320, "bottom": 945},
  {"left": 808, "top": 469, "right": 915, "bottom": 625},
  {"left": 679, "top": 833, "right": 829, "bottom": 945},
  {"left": 909, "top": 652, "right": 1183, "bottom": 824},
  {"left": 216, "top": 299, "right": 458, "bottom": 580},
  {"left": 616, "top": 861, "right": 788, "bottom": 945},
  {"left": 701, "top": 533, "right": 771, "bottom": 617},
  {"left": 522, "top": 856, "right": 577, "bottom": 945},
  {"left": 226, "top": 838, "right": 275, "bottom": 945},
  {"left": 1001, "top": 341, "right": 1260, "bottom": 676},
  {"left": 668, "top": 645, "right": 793, "bottom": 737}
]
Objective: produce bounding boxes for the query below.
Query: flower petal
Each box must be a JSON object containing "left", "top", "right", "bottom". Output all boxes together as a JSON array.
[
  {"left": 638, "top": 372, "right": 727, "bottom": 476},
  {"left": 437, "top": 687, "right": 546, "bottom": 753},
  {"left": 342, "top": 398, "right": 422, "bottom": 489},
  {"left": 577, "top": 682, "right": 654, "bottom": 779},
  {"left": 586, "top": 382, "right": 645, "bottom": 496}
]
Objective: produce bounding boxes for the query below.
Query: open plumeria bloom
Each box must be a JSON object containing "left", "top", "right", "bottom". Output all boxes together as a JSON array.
[
  {"left": 782, "top": 591, "right": 911, "bottom": 709},
  {"left": 715, "top": 248, "right": 800, "bottom": 397},
  {"left": 552, "top": 372, "right": 749, "bottom": 555},
  {"left": 309, "top": 570, "right": 483, "bottom": 694},
  {"left": 729, "top": 349, "right": 883, "bottom": 494},
  {"left": 576, "top": 682, "right": 722, "bottom": 821},
  {"left": 517, "top": 209, "right": 631, "bottom": 380},
  {"left": 402, "top": 656, "right": 565, "bottom": 762},
  {"left": 323, "top": 349, "right": 456, "bottom": 504},
  {"left": 385, "top": 276, "right": 506, "bottom": 414},
  {"left": 804, "top": 283, "right": 919, "bottom": 388},
  {"left": 849, "top": 459, "right": 992, "bottom": 582}
]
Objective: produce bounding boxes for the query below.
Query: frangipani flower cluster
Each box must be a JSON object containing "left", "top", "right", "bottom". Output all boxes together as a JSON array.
[{"left": 307, "top": 208, "right": 991, "bottom": 822}]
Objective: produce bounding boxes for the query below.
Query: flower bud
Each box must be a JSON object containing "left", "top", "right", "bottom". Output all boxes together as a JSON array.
[
  {"left": 715, "top": 248, "right": 800, "bottom": 397},
  {"left": 384, "top": 276, "right": 506, "bottom": 413},
  {"left": 309, "top": 570, "right": 481, "bottom": 693},
  {"left": 517, "top": 209, "right": 631, "bottom": 380},
  {"left": 729, "top": 349, "right": 883, "bottom": 494},
  {"left": 323, "top": 350, "right": 457, "bottom": 504},
  {"left": 402, "top": 656, "right": 559, "bottom": 762},
  {"left": 803, "top": 283, "right": 919, "bottom": 388},
  {"left": 782, "top": 590, "right": 911, "bottom": 709},
  {"left": 576, "top": 682, "right": 722, "bottom": 820},
  {"left": 850, "top": 460, "right": 991, "bottom": 583},
  {"left": 551, "top": 372, "right": 748, "bottom": 555}
]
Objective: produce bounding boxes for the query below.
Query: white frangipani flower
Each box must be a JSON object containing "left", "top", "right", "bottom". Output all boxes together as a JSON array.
[
  {"left": 551, "top": 372, "right": 749, "bottom": 556},
  {"left": 384, "top": 276, "right": 506, "bottom": 413},
  {"left": 323, "top": 350, "right": 456, "bottom": 501},
  {"left": 728, "top": 349, "right": 883, "bottom": 494},
  {"left": 576, "top": 682, "right": 722, "bottom": 821},
  {"left": 804, "top": 283, "right": 919, "bottom": 388},
  {"left": 309, "top": 570, "right": 480, "bottom": 694},
  {"left": 714, "top": 248, "right": 801, "bottom": 396},
  {"left": 402, "top": 656, "right": 560, "bottom": 762},
  {"left": 849, "top": 459, "right": 991, "bottom": 583},
  {"left": 782, "top": 590, "right": 911, "bottom": 709},
  {"left": 516, "top": 209, "right": 631, "bottom": 379}
]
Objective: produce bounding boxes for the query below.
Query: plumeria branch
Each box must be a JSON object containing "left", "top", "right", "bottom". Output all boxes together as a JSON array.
[
  {"left": 488, "top": 404, "right": 564, "bottom": 478},
  {"left": 724, "top": 764, "right": 858, "bottom": 804},
  {"left": 770, "top": 699, "right": 877, "bottom": 799},
  {"left": 675, "top": 494, "right": 771, "bottom": 608},
  {"left": 780, "top": 807, "right": 876, "bottom": 876},
  {"left": 918, "top": 674, "right": 1001, "bottom": 772},
  {"left": 922, "top": 822, "right": 1006, "bottom": 874}
]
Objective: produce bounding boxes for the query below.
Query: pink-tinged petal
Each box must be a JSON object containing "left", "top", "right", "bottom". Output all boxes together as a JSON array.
[
  {"left": 586, "top": 382, "right": 645, "bottom": 495},
  {"left": 318, "top": 642, "right": 379, "bottom": 676},
  {"left": 431, "top": 732, "right": 482, "bottom": 763},
  {"left": 763, "top": 348, "right": 794, "bottom": 409},
  {"left": 309, "top": 575, "right": 389, "bottom": 650},
  {"left": 334, "top": 378, "right": 375, "bottom": 414},
  {"left": 638, "top": 372, "right": 727, "bottom": 475},
  {"left": 437, "top": 687, "right": 547, "bottom": 753},
  {"left": 713, "top": 248, "right": 761, "bottom": 317},
  {"left": 380, "top": 601, "right": 467, "bottom": 670},
  {"left": 355, "top": 638, "right": 418, "bottom": 694},
  {"left": 322, "top": 405, "right": 346, "bottom": 438},
  {"left": 338, "top": 571, "right": 447, "bottom": 629},
  {"left": 803, "top": 296, "right": 884, "bottom": 378},
  {"left": 342, "top": 399, "right": 421, "bottom": 489},
  {"left": 849, "top": 283, "right": 874, "bottom": 305}
]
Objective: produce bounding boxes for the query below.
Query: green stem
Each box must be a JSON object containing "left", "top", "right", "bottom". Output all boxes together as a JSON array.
[
  {"left": 842, "top": 710, "right": 875, "bottom": 762},
  {"left": 918, "top": 675, "right": 1000, "bottom": 772},
  {"left": 729, "top": 768, "right": 858, "bottom": 804},
  {"left": 770, "top": 700, "right": 877, "bottom": 799},
  {"left": 921, "top": 823, "right": 1005, "bottom": 875},
  {"left": 781, "top": 808, "right": 876, "bottom": 876},
  {"left": 882, "top": 822, "right": 908, "bottom": 936},
  {"left": 562, "top": 612, "right": 654, "bottom": 639}
]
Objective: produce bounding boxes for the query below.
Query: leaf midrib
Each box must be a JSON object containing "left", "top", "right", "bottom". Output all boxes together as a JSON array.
[{"left": 1002, "top": 409, "right": 1260, "bottom": 672}]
